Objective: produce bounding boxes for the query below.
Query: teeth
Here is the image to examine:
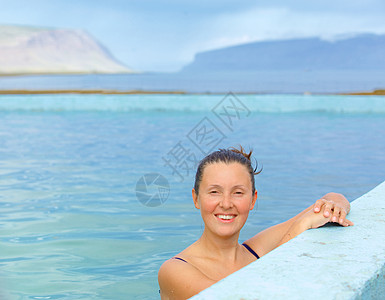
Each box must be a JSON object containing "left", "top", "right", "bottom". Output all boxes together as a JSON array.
[{"left": 217, "top": 215, "right": 235, "bottom": 220}]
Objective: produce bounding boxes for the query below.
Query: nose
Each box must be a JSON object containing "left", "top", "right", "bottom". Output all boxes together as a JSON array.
[{"left": 219, "top": 193, "right": 233, "bottom": 209}]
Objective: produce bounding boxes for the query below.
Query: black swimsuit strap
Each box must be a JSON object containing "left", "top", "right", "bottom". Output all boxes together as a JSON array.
[
  {"left": 172, "top": 256, "right": 188, "bottom": 263},
  {"left": 242, "top": 243, "right": 260, "bottom": 259}
]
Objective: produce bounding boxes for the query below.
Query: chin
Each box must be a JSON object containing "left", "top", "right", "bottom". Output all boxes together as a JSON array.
[{"left": 214, "top": 227, "right": 241, "bottom": 238}]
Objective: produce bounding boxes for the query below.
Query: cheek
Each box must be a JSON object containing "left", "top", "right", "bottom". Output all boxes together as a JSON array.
[
  {"left": 200, "top": 198, "right": 218, "bottom": 214},
  {"left": 237, "top": 197, "right": 254, "bottom": 213},
  {"left": 200, "top": 199, "right": 218, "bottom": 213}
]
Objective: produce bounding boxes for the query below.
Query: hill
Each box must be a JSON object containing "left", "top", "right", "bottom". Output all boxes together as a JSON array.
[
  {"left": 181, "top": 34, "right": 385, "bottom": 73},
  {"left": 0, "top": 25, "right": 133, "bottom": 75}
]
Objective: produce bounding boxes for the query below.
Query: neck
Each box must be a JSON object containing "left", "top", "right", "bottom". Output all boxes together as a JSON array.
[{"left": 198, "top": 228, "right": 241, "bottom": 263}]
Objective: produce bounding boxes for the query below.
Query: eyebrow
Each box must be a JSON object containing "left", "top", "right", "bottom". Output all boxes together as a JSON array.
[
  {"left": 207, "top": 185, "right": 222, "bottom": 189},
  {"left": 207, "top": 185, "right": 246, "bottom": 189},
  {"left": 232, "top": 185, "right": 247, "bottom": 190}
]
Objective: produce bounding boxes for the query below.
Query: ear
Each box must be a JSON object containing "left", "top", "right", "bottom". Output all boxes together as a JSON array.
[
  {"left": 250, "top": 190, "right": 258, "bottom": 210},
  {"left": 192, "top": 188, "right": 200, "bottom": 209}
]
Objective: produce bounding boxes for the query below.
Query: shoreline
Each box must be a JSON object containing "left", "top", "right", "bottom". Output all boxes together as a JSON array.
[
  {"left": 0, "top": 89, "right": 187, "bottom": 95},
  {"left": 339, "top": 89, "right": 385, "bottom": 95},
  {"left": 0, "top": 71, "right": 139, "bottom": 77},
  {"left": 0, "top": 89, "right": 384, "bottom": 95}
]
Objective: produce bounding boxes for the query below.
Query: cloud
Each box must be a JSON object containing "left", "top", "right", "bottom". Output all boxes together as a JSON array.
[{"left": 1, "top": 0, "right": 385, "bottom": 71}]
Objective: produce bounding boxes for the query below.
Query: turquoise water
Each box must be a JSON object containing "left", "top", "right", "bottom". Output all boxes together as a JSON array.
[
  {"left": 0, "top": 94, "right": 384, "bottom": 299},
  {"left": 1, "top": 72, "right": 385, "bottom": 93}
]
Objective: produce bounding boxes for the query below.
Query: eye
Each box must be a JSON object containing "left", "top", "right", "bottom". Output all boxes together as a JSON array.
[
  {"left": 210, "top": 190, "right": 219, "bottom": 194},
  {"left": 234, "top": 191, "right": 244, "bottom": 195}
]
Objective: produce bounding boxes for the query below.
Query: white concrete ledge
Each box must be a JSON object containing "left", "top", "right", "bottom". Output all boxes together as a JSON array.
[{"left": 191, "top": 181, "right": 385, "bottom": 300}]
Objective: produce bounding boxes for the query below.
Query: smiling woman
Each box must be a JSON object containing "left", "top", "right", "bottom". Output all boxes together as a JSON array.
[{"left": 158, "top": 146, "right": 354, "bottom": 300}]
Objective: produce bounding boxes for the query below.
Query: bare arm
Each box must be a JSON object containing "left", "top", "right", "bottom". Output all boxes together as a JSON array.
[{"left": 244, "top": 193, "right": 353, "bottom": 257}]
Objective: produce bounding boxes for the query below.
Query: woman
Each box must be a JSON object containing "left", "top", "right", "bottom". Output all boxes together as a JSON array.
[{"left": 158, "top": 147, "right": 353, "bottom": 299}]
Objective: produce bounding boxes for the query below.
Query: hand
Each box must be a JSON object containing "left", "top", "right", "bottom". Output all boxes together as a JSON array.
[
  {"left": 277, "top": 193, "right": 354, "bottom": 248},
  {"left": 303, "top": 205, "right": 333, "bottom": 229},
  {"left": 313, "top": 194, "right": 354, "bottom": 227}
]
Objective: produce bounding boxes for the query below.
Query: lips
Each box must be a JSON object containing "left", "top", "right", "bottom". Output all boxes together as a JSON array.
[{"left": 215, "top": 214, "right": 237, "bottom": 223}]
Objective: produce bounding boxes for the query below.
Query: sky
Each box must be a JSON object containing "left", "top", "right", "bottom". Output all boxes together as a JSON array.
[{"left": 0, "top": 0, "right": 385, "bottom": 72}]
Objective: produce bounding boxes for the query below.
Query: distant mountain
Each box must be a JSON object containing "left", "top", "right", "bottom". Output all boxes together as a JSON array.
[
  {"left": 0, "top": 25, "right": 133, "bottom": 75},
  {"left": 181, "top": 34, "right": 385, "bottom": 73}
]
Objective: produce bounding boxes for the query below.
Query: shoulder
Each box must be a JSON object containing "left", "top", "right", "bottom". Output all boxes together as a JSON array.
[{"left": 158, "top": 258, "right": 215, "bottom": 300}]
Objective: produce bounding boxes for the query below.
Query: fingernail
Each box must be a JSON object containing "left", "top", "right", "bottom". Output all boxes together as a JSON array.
[
  {"left": 325, "top": 211, "right": 329, "bottom": 217},
  {"left": 339, "top": 218, "right": 343, "bottom": 223},
  {"left": 332, "top": 217, "right": 337, "bottom": 222}
]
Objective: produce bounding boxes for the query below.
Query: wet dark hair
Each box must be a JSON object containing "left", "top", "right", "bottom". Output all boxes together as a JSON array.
[{"left": 194, "top": 146, "right": 262, "bottom": 196}]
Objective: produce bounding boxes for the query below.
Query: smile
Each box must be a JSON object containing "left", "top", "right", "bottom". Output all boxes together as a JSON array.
[{"left": 215, "top": 214, "right": 236, "bottom": 223}]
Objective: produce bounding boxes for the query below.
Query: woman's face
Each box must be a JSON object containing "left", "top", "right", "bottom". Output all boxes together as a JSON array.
[{"left": 192, "top": 162, "right": 257, "bottom": 238}]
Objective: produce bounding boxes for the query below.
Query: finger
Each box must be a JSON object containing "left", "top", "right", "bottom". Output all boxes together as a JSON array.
[
  {"left": 342, "top": 218, "right": 354, "bottom": 227},
  {"left": 323, "top": 202, "right": 334, "bottom": 218},
  {"left": 313, "top": 199, "right": 326, "bottom": 213},
  {"left": 332, "top": 207, "right": 341, "bottom": 223},
  {"left": 338, "top": 209, "right": 347, "bottom": 225}
]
